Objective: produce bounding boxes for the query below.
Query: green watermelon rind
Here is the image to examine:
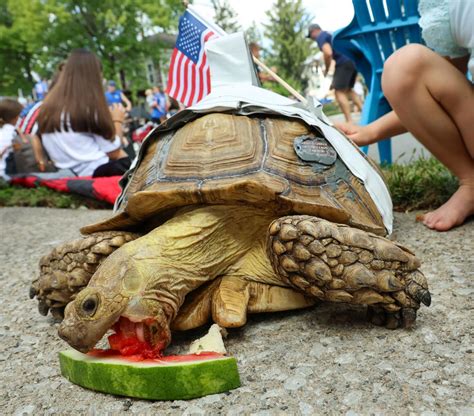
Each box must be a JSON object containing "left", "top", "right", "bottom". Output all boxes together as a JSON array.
[{"left": 59, "top": 350, "right": 240, "bottom": 400}]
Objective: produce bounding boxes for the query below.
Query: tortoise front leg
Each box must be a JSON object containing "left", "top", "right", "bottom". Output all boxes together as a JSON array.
[
  {"left": 172, "top": 275, "right": 316, "bottom": 331},
  {"left": 30, "top": 231, "right": 140, "bottom": 320},
  {"left": 267, "top": 216, "right": 431, "bottom": 329}
]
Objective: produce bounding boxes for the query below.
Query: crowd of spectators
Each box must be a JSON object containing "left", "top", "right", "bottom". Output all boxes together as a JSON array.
[{"left": 0, "top": 49, "right": 178, "bottom": 181}]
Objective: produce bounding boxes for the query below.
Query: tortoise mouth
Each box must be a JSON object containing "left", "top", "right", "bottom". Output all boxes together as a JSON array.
[{"left": 106, "top": 316, "right": 170, "bottom": 359}]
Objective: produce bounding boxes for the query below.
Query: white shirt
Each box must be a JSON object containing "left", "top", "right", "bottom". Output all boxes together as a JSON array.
[
  {"left": 419, "top": 0, "right": 474, "bottom": 78},
  {"left": 0, "top": 124, "right": 16, "bottom": 180},
  {"left": 450, "top": 1, "right": 474, "bottom": 79},
  {"left": 42, "top": 131, "right": 121, "bottom": 176}
]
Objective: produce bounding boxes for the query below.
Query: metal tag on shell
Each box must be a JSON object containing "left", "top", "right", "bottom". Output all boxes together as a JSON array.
[{"left": 294, "top": 135, "right": 337, "bottom": 169}]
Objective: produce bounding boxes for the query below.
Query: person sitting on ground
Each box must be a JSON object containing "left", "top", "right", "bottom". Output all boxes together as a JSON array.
[
  {"left": 0, "top": 99, "right": 23, "bottom": 180},
  {"left": 105, "top": 80, "right": 132, "bottom": 112},
  {"left": 336, "top": 0, "right": 474, "bottom": 232},
  {"left": 37, "top": 49, "right": 130, "bottom": 178},
  {"left": 307, "top": 23, "right": 363, "bottom": 123},
  {"left": 17, "top": 62, "right": 65, "bottom": 137}
]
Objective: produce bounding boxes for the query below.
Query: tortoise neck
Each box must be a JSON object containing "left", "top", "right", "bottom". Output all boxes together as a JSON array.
[{"left": 127, "top": 205, "right": 276, "bottom": 320}]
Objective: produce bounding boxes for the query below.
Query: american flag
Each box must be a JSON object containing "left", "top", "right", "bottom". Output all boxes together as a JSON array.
[{"left": 166, "top": 10, "right": 219, "bottom": 107}]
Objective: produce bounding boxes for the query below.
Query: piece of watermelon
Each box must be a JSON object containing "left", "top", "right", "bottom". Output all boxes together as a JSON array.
[{"left": 59, "top": 349, "right": 240, "bottom": 400}]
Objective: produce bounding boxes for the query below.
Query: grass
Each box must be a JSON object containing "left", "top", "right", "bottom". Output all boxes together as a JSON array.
[
  {"left": 382, "top": 157, "right": 458, "bottom": 212},
  {"left": 0, "top": 180, "right": 109, "bottom": 209},
  {"left": 0, "top": 158, "right": 457, "bottom": 212},
  {"left": 322, "top": 102, "right": 342, "bottom": 116}
]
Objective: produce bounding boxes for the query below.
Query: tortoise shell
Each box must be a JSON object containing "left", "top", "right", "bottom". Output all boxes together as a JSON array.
[{"left": 83, "top": 113, "right": 386, "bottom": 235}]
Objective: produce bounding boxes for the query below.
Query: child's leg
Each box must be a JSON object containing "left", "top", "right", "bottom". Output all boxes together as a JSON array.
[{"left": 382, "top": 44, "right": 474, "bottom": 231}]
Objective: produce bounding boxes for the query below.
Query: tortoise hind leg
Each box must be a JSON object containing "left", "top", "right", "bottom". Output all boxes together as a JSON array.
[
  {"left": 30, "top": 231, "right": 140, "bottom": 320},
  {"left": 267, "top": 216, "right": 430, "bottom": 329}
]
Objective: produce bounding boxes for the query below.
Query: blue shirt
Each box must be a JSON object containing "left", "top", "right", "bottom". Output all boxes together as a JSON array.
[
  {"left": 105, "top": 90, "right": 123, "bottom": 105},
  {"left": 35, "top": 81, "right": 48, "bottom": 100},
  {"left": 315, "top": 31, "right": 351, "bottom": 67},
  {"left": 151, "top": 93, "right": 167, "bottom": 119}
]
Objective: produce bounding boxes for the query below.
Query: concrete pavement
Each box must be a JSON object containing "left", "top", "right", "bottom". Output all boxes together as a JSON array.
[{"left": 1, "top": 207, "right": 472, "bottom": 415}]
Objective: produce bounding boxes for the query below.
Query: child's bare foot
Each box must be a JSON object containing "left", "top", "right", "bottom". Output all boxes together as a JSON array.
[{"left": 419, "top": 182, "right": 474, "bottom": 231}]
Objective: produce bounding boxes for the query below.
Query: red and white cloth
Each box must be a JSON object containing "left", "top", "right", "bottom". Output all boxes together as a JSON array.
[{"left": 17, "top": 101, "right": 42, "bottom": 135}]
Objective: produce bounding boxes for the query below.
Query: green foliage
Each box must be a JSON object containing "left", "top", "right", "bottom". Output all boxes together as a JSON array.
[
  {"left": 245, "top": 21, "right": 261, "bottom": 45},
  {"left": 263, "top": 0, "right": 315, "bottom": 92},
  {"left": 0, "top": 182, "right": 109, "bottom": 209},
  {"left": 211, "top": 0, "right": 241, "bottom": 33},
  {"left": 322, "top": 102, "right": 341, "bottom": 116},
  {"left": 382, "top": 157, "right": 458, "bottom": 212},
  {"left": 0, "top": 0, "right": 51, "bottom": 94},
  {"left": 0, "top": 0, "right": 184, "bottom": 96}
]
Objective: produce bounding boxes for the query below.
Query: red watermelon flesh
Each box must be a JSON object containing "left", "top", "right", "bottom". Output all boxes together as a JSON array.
[
  {"left": 106, "top": 317, "right": 167, "bottom": 359},
  {"left": 88, "top": 349, "right": 224, "bottom": 363}
]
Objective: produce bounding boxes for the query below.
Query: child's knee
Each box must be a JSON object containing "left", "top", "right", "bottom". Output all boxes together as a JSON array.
[{"left": 382, "top": 44, "right": 432, "bottom": 99}]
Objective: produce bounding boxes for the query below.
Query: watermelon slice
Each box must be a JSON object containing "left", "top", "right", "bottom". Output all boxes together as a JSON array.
[{"left": 59, "top": 349, "right": 240, "bottom": 400}]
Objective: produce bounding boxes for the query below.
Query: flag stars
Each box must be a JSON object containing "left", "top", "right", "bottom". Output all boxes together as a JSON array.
[{"left": 176, "top": 12, "right": 210, "bottom": 63}]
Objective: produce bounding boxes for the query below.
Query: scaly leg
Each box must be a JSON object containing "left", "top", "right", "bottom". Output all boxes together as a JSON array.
[
  {"left": 30, "top": 231, "right": 140, "bottom": 319},
  {"left": 267, "top": 216, "right": 431, "bottom": 329}
]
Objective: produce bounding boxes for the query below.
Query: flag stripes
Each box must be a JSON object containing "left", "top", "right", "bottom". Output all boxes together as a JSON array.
[{"left": 166, "top": 10, "right": 218, "bottom": 107}]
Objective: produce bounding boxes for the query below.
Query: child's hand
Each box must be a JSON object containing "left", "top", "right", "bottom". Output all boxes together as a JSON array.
[{"left": 334, "top": 122, "right": 377, "bottom": 146}]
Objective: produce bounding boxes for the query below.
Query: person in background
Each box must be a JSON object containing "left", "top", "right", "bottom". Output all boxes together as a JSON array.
[
  {"left": 105, "top": 80, "right": 132, "bottom": 112},
  {"left": 353, "top": 75, "right": 365, "bottom": 106},
  {"left": 37, "top": 49, "right": 130, "bottom": 177},
  {"left": 150, "top": 85, "right": 168, "bottom": 123},
  {"left": 167, "top": 96, "right": 184, "bottom": 117},
  {"left": 17, "top": 62, "right": 65, "bottom": 136},
  {"left": 33, "top": 77, "right": 49, "bottom": 101},
  {"left": 336, "top": 0, "right": 474, "bottom": 232},
  {"left": 0, "top": 99, "right": 23, "bottom": 179},
  {"left": 307, "top": 23, "right": 363, "bottom": 123},
  {"left": 145, "top": 88, "right": 155, "bottom": 115},
  {"left": 249, "top": 42, "right": 274, "bottom": 84}
]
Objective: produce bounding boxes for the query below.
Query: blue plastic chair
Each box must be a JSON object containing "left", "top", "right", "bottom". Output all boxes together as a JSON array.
[{"left": 333, "top": 0, "right": 423, "bottom": 164}]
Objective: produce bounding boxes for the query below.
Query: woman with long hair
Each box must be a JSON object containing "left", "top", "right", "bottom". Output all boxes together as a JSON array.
[{"left": 38, "top": 49, "right": 130, "bottom": 177}]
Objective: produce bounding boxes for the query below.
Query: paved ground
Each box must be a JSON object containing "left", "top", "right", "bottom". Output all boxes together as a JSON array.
[{"left": 1, "top": 208, "right": 472, "bottom": 415}]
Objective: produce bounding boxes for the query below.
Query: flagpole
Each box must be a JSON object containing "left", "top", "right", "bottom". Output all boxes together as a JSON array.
[
  {"left": 252, "top": 56, "right": 307, "bottom": 103},
  {"left": 183, "top": 2, "right": 307, "bottom": 104}
]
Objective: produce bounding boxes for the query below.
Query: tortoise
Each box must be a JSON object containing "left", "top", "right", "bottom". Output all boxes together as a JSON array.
[{"left": 30, "top": 112, "right": 431, "bottom": 354}]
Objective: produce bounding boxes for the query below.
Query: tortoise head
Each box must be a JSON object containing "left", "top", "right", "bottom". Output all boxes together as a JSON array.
[
  {"left": 58, "top": 249, "right": 172, "bottom": 354},
  {"left": 58, "top": 285, "right": 125, "bottom": 352}
]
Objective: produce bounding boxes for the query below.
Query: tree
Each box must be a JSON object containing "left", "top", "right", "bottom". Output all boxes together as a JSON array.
[
  {"left": 245, "top": 21, "right": 262, "bottom": 46},
  {"left": 211, "top": 0, "right": 241, "bottom": 33},
  {"left": 0, "top": 0, "right": 55, "bottom": 96},
  {"left": 0, "top": 0, "right": 184, "bottom": 96},
  {"left": 263, "top": 0, "right": 314, "bottom": 94},
  {"left": 47, "top": 0, "right": 184, "bottom": 91}
]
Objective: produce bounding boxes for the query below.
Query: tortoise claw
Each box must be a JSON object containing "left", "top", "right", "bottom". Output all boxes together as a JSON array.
[
  {"left": 29, "top": 284, "right": 38, "bottom": 299},
  {"left": 401, "top": 307, "right": 417, "bottom": 328},
  {"left": 407, "top": 282, "right": 431, "bottom": 306},
  {"left": 419, "top": 290, "right": 431, "bottom": 307},
  {"left": 38, "top": 301, "right": 49, "bottom": 316},
  {"left": 367, "top": 305, "right": 417, "bottom": 329},
  {"left": 50, "top": 307, "right": 65, "bottom": 321}
]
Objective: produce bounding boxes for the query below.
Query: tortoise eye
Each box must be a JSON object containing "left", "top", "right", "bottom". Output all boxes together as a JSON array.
[{"left": 81, "top": 296, "right": 98, "bottom": 316}]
